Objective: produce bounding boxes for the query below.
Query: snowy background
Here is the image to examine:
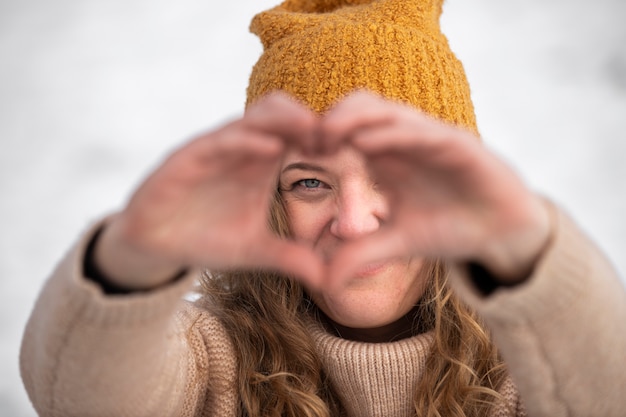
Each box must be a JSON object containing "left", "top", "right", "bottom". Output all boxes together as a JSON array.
[{"left": 1, "top": 0, "right": 625, "bottom": 414}]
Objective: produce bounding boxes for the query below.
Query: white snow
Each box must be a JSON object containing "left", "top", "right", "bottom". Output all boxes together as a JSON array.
[{"left": 1, "top": 0, "right": 624, "bottom": 414}]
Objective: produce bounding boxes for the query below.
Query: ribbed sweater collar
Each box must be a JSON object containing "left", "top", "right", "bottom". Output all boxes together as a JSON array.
[{"left": 306, "top": 320, "right": 434, "bottom": 417}]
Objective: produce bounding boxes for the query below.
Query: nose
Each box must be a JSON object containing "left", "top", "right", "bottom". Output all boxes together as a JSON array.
[{"left": 330, "top": 182, "right": 387, "bottom": 240}]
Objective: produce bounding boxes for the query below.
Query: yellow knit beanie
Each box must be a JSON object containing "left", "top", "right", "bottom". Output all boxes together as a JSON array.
[{"left": 246, "top": 0, "right": 477, "bottom": 134}]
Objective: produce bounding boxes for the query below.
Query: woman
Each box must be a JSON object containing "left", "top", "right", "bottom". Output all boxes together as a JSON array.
[{"left": 20, "top": 0, "right": 626, "bottom": 416}]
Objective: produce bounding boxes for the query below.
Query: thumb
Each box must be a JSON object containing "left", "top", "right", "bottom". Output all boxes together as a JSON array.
[
  {"left": 252, "top": 238, "right": 325, "bottom": 289},
  {"left": 326, "top": 229, "right": 412, "bottom": 286}
]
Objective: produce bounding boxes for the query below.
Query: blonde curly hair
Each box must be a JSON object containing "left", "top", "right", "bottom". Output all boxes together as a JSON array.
[{"left": 200, "top": 191, "right": 508, "bottom": 416}]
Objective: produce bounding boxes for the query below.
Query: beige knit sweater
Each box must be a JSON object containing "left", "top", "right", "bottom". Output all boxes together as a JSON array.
[{"left": 20, "top": 205, "right": 626, "bottom": 417}]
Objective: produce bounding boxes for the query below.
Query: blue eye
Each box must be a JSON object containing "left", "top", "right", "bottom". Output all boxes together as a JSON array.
[{"left": 299, "top": 179, "right": 321, "bottom": 188}]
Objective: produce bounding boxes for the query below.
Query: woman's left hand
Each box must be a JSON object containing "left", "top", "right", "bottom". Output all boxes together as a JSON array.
[{"left": 319, "top": 91, "right": 551, "bottom": 284}]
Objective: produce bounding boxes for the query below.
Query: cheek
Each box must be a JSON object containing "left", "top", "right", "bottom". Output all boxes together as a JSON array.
[{"left": 286, "top": 199, "right": 332, "bottom": 243}]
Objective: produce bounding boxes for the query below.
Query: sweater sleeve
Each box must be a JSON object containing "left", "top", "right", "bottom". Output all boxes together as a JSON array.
[
  {"left": 19, "top": 220, "right": 215, "bottom": 417},
  {"left": 450, "top": 202, "right": 626, "bottom": 417}
]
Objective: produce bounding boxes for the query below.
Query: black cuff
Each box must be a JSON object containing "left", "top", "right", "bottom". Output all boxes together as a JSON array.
[
  {"left": 83, "top": 225, "right": 186, "bottom": 295},
  {"left": 466, "top": 261, "right": 522, "bottom": 296}
]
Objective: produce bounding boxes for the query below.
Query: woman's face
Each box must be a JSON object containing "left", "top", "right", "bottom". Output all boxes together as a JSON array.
[{"left": 279, "top": 146, "right": 426, "bottom": 340}]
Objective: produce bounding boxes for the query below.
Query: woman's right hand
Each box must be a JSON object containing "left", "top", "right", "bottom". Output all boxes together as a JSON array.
[{"left": 94, "top": 93, "right": 324, "bottom": 290}]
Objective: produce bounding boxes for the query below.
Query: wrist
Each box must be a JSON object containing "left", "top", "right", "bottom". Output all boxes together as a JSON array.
[
  {"left": 91, "top": 217, "right": 187, "bottom": 291},
  {"left": 477, "top": 196, "right": 552, "bottom": 285}
]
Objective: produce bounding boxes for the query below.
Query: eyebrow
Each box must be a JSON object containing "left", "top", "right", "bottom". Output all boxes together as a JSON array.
[{"left": 281, "top": 162, "right": 327, "bottom": 174}]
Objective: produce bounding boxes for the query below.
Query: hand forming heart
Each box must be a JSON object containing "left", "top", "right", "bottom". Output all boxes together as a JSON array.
[{"left": 95, "top": 91, "right": 551, "bottom": 291}]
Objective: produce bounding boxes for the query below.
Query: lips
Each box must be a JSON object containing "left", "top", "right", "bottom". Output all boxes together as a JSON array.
[{"left": 353, "top": 261, "right": 389, "bottom": 278}]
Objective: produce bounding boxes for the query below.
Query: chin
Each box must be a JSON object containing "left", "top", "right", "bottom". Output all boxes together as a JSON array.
[
  {"left": 314, "top": 290, "right": 413, "bottom": 328},
  {"left": 306, "top": 258, "right": 427, "bottom": 332}
]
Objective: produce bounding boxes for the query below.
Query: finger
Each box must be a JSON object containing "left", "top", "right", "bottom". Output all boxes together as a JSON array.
[
  {"left": 245, "top": 92, "right": 319, "bottom": 154},
  {"left": 352, "top": 117, "right": 478, "bottom": 162},
  {"left": 320, "top": 90, "right": 411, "bottom": 153},
  {"left": 348, "top": 125, "right": 487, "bottom": 197},
  {"left": 322, "top": 90, "right": 481, "bottom": 155},
  {"left": 325, "top": 228, "right": 413, "bottom": 287},
  {"left": 249, "top": 238, "right": 325, "bottom": 289},
  {"left": 163, "top": 129, "right": 287, "bottom": 185},
  {"left": 168, "top": 93, "right": 319, "bottom": 177}
]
